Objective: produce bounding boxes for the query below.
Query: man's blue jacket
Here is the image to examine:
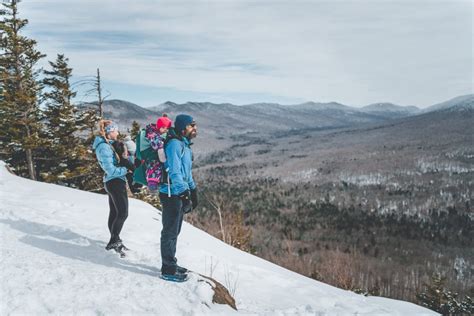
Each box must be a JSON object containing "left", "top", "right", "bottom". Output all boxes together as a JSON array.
[{"left": 159, "top": 136, "right": 196, "bottom": 196}]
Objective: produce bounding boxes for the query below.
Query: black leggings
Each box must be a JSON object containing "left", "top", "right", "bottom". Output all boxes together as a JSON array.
[{"left": 105, "top": 178, "right": 129, "bottom": 242}]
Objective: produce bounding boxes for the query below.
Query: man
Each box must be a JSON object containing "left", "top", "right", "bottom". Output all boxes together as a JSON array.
[{"left": 159, "top": 114, "right": 198, "bottom": 282}]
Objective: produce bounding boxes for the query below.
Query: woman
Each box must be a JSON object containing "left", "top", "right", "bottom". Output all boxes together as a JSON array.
[{"left": 92, "top": 120, "right": 130, "bottom": 254}]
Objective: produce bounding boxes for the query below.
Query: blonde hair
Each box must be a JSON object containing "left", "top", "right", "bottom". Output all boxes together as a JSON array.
[
  {"left": 98, "top": 120, "right": 121, "bottom": 162},
  {"left": 99, "top": 120, "right": 113, "bottom": 139}
]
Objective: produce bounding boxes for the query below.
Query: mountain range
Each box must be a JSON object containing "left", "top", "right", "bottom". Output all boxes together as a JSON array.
[{"left": 78, "top": 94, "right": 474, "bottom": 141}]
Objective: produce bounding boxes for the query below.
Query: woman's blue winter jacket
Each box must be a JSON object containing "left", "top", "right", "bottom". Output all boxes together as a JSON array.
[{"left": 92, "top": 136, "right": 127, "bottom": 183}]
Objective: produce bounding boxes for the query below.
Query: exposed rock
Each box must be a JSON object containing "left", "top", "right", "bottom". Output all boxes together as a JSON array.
[{"left": 197, "top": 273, "right": 237, "bottom": 310}]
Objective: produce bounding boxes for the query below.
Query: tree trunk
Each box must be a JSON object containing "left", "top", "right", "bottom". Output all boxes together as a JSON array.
[
  {"left": 217, "top": 205, "right": 226, "bottom": 243},
  {"left": 24, "top": 125, "right": 36, "bottom": 180},
  {"left": 97, "top": 68, "right": 103, "bottom": 118},
  {"left": 25, "top": 148, "right": 36, "bottom": 180}
]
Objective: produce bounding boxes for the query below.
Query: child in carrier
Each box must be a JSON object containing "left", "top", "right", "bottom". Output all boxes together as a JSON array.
[
  {"left": 145, "top": 115, "right": 173, "bottom": 193},
  {"left": 110, "top": 139, "right": 140, "bottom": 193}
]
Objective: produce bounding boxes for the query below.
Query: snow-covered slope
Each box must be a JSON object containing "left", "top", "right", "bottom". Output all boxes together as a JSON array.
[
  {"left": 423, "top": 94, "right": 474, "bottom": 112},
  {"left": 0, "top": 162, "right": 436, "bottom": 315}
]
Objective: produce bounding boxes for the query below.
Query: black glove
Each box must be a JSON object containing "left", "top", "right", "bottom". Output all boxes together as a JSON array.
[
  {"left": 120, "top": 157, "right": 135, "bottom": 172},
  {"left": 190, "top": 188, "right": 198, "bottom": 209},
  {"left": 179, "top": 190, "right": 192, "bottom": 214}
]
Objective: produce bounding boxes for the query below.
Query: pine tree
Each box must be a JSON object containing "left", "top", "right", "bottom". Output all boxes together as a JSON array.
[
  {"left": 40, "top": 54, "right": 88, "bottom": 186},
  {"left": 416, "top": 273, "right": 473, "bottom": 314},
  {"left": 75, "top": 100, "right": 102, "bottom": 192},
  {"left": 130, "top": 120, "right": 140, "bottom": 140},
  {"left": 0, "top": 0, "right": 46, "bottom": 179},
  {"left": 43, "top": 54, "right": 77, "bottom": 141}
]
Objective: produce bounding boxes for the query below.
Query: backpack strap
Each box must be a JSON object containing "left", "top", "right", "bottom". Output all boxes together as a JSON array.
[{"left": 135, "top": 129, "right": 146, "bottom": 160}]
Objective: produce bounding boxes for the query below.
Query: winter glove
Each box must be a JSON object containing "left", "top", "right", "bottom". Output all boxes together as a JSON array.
[
  {"left": 120, "top": 157, "right": 135, "bottom": 172},
  {"left": 190, "top": 188, "right": 198, "bottom": 209},
  {"left": 179, "top": 190, "right": 192, "bottom": 214}
]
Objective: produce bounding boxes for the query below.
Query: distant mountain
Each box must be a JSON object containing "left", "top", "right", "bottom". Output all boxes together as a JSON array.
[
  {"left": 78, "top": 99, "right": 158, "bottom": 130},
  {"left": 79, "top": 99, "right": 157, "bottom": 120},
  {"left": 357, "top": 103, "right": 419, "bottom": 120},
  {"left": 291, "top": 101, "right": 354, "bottom": 111},
  {"left": 361, "top": 103, "right": 419, "bottom": 113},
  {"left": 424, "top": 94, "right": 474, "bottom": 112},
  {"left": 79, "top": 95, "right": 472, "bottom": 136},
  {"left": 147, "top": 101, "right": 399, "bottom": 136}
]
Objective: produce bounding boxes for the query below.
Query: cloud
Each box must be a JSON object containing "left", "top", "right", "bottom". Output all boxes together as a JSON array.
[{"left": 20, "top": 0, "right": 473, "bottom": 107}]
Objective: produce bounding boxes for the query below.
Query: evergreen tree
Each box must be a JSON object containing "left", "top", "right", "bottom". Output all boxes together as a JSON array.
[
  {"left": 416, "top": 274, "right": 473, "bottom": 314},
  {"left": 0, "top": 0, "right": 45, "bottom": 179},
  {"left": 130, "top": 120, "right": 140, "bottom": 140},
  {"left": 43, "top": 54, "right": 77, "bottom": 141},
  {"left": 40, "top": 54, "right": 89, "bottom": 187},
  {"left": 82, "top": 108, "right": 101, "bottom": 139}
]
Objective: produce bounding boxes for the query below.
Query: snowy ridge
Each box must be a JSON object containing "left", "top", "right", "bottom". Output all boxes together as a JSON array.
[
  {"left": 0, "top": 161, "right": 436, "bottom": 315},
  {"left": 423, "top": 94, "right": 474, "bottom": 112}
]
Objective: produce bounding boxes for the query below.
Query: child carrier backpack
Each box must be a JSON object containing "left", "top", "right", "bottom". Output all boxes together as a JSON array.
[
  {"left": 132, "top": 127, "right": 186, "bottom": 190},
  {"left": 132, "top": 128, "right": 159, "bottom": 186}
]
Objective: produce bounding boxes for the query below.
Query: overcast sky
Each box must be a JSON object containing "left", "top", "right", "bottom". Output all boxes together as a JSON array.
[{"left": 20, "top": 0, "right": 473, "bottom": 108}]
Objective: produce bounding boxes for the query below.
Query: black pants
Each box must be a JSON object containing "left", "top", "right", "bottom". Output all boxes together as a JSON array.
[
  {"left": 159, "top": 193, "right": 185, "bottom": 274},
  {"left": 105, "top": 178, "right": 129, "bottom": 243}
]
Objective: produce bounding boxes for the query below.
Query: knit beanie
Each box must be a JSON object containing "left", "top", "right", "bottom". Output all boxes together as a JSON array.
[
  {"left": 124, "top": 136, "right": 136, "bottom": 154},
  {"left": 104, "top": 121, "right": 119, "bottom": 134},
  {"left": 156, "top": 116, "right": 172, "bottom": 129},
  {"left": 174, "top": 114, "right": 194, "bottom": 133}
]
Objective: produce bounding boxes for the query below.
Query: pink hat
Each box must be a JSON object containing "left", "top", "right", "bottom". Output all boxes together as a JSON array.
[{"left": 156, "top": 116, "right": 172, "bottom": 129}]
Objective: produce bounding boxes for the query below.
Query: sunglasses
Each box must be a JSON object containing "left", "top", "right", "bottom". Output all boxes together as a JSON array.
[{"left": 187, "top": 123, "right": 197, "bottom": 128}]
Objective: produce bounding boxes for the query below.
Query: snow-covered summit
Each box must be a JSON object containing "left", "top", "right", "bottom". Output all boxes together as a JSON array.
[
  {"left": 361, "top": 103, "right": 419, "bottom": 114},
  {"left": 0, "top": 161, "right": 436, "bottom": 315}
]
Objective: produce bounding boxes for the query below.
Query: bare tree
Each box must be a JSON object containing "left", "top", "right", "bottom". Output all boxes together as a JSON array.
[{"left": 205, "top": 192, "right": 227, "bottom": 243}]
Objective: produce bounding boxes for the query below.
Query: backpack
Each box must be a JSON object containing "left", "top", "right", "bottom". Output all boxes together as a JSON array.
[
  {"left": 132, "top": 128, "right": 159, "bottom": 186},
  {"left": 132, "top": 127, "right": 185, "bottom": 187}
]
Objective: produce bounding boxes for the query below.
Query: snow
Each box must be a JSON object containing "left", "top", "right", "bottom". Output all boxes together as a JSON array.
[{"left": 0, "top": 161, "right": 436, "bottom": 315}]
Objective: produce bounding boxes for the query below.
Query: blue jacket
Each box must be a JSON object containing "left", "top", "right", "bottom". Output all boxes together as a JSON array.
[
  {"left": 159, "top": 136, "right": 196, "bottom": 196},
  {"left": 92, "top": 136, "right": 127, "bottom": 183}
]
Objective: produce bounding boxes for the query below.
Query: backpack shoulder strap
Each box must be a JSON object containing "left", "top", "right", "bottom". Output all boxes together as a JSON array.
[{"left": 135, "top": 129, "right": 146, "bottom": 160}]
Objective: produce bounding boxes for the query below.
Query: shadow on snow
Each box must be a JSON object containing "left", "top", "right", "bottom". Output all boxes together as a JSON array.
[{"left": 0, "top": 217, "right": 160, "bottom": 277}]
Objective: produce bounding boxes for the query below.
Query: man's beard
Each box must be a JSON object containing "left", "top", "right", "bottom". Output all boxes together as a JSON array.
[{"left": 185, "top": 130, "right": 197, "bottom": 139}]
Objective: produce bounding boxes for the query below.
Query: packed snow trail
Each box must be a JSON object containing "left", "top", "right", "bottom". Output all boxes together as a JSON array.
[{"left": 0, "top": 162, "right": 436, "bottom": 315}]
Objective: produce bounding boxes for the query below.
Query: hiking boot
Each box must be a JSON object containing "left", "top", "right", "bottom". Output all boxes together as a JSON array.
[
  {"left": 117, "top": 239, "right": 130, "bottom": 251},
  {"left": 105, "top": 240, "right": 122, "bottom": 251},
  {"left": 120, "top": 243, "right": 130, "bottom": 251},
  {"left": 176, "top": 266, "right": 188, "bottom": 274},
  {"left": 160, "top": 271, "right": 188, "bottom": 282}
]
